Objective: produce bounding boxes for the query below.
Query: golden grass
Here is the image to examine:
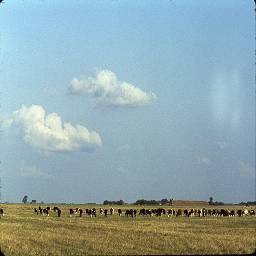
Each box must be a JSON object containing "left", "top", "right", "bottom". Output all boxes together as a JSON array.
[{"left": 0, "top": 204, "right": 255, "bottom": 255}]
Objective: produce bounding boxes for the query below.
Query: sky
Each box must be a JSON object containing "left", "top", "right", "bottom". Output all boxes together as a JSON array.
[{"left": 0, "top": 0, "right": 255, "bottom": 204}]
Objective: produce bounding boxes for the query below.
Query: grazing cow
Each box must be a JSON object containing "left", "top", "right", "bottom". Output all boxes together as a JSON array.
[
  {"left": 78, "top": 208, "right": 83, "bottom": 217},
  {"left": 117, "top": 208, "right": 122, "bottom": 216},
  {"left": 167, "top": 209, "right": 175, "bottom": 217},
  {"left": 176, "top": 209, "right": 182, "bottom": 217},
  {"left": 188, "top": 209, "right": 195, "bottom": 217},
  {"left": 147, "top": 209, "right": 153, "bottom": 216},
  {"left": 86, "top": 209, "right": 92, "bottom": 217},
  {"left": 229, "top": 210, "right": 235, "bottom": 217},
  {"left": 104, "top": 209, "right": 108, "bottom": 217},
  {"left": 0, "top": 208, "right": 4, "bottom": 218},
  {"left": 110, "top": 208, "right": 114, "bottom": 215},
  {"left": 243, "top": 209, "right": 249, "bottom": 216},
  {"left": 86, "top": 208, "right": 96, "bottom": 218},
  {"left": 249, "top": 210, "right": 255, "bottom": 216},
  {"left": 57, "top": 208, "right": 61, "bottom": 217},
  {"left": 237, "top": 209, "right": 243, "bottom": 217},
  {"left": 92, "top": 208, "right": 97, "bottom": 217},
  {"left": 139, "top": 209, "right": 146, "bottom": 216},
  {"left": 156, "top": 208, "right": 165, "bottom": 216},
  {"left": 34, "top": 208, "right": 38, "bottom": 215},
  {"left": 133, "top": 209, "right": 137, "bottom": 217},
  {"left": 43, "top": 208, "right": 49, "bottom": 216},
  {"left": 70, "top": 208, "right": 74, "bottom": 217},
  {"left": 53, "top": 206, "right": 58, "bottom": 212},
  {"left": 125, "top": 209, "right": 134, "bottom": 217},
  {"left": 100, "top": 208, "right": 104, "bottom": 215},
  {"left": 39, "top": 206, "right": 43, "bottom": 214},
  {"left": 218, "top": 209, "right": 229, "bottom": 217},
  {"left": 201, "top": 208, "right": 207, "bottom": 217}
]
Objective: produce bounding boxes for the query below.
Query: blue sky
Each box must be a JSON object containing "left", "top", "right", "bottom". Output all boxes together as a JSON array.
[{"left": 0, "top": 0, "right": 255, "bottom": 203}]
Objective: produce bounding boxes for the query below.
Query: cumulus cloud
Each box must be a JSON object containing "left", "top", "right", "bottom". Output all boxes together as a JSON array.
[
  {"left": 68, "top": 69, "right": 156, "bottom": 107},
  {"left": 196, "top": 156, "right": 211, "bottom": 166},
  {"left": 6, "top": 105, "right": 102, "bottom": 152},
  {"left": 239, "top": 161, "right": 255, "bottom": 178},
  {"left": 215, "top": 141, "right": 228, "bottom": 150},
  {"left": 17, "top": 165, "right": 52, "bottom": 179}
]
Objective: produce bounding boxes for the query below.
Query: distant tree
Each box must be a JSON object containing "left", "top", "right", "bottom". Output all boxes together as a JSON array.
[
  {"left": 134, "top": 199, "right": 159, "bottom": 205},
  {"left": 103, "top": 200, "right": 125, "bottom": 205},
  {"left": 208, "top": 197, "right": 214, "bottom": 205},
  {"left": 160, "top": 198, "right": 169, "bottom": 205},
  {"left": 117, "top": 200, "right": 125, "bottom": 205},
  {"left": 213, "top": 201, "right": 224, "bottom": 206},
  {"left": 22, "top": 195, "right": 28, "bottom": 204}
]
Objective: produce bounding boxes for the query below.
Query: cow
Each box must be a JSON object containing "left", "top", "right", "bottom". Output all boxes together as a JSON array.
[
  {"left": 43, "top": 208, "right": 49, "bottom": 216},
  {"left": 110, "top": 208, "right": 114, "bottom": 215},
  {"left": 188, "top": 209, "right": 195, "bottom": 217},
  {"left": 249, "top": 210, "right": 255, "bottom": 216},
  {"left": 104, "top": 209, "right": 108, "bottom": 217},
  {"left": 139, "top": 208, "right": 146, "bottom": 216},
  {"left": 70, "top": 208, "right": 74, "bottom": 217},
  {"left": 176, "top": 209, "right": 182, "bottom": 217},
  {"left": 0, "top": 208, "right": 4, "bottom": 218},
  {"left": 100, "top": 208, "right": 104, "bottom": 215},
  {"left": 86, "top": 209, "right": 92, "bottom": 217},
  {"left": 156, "top": 208, "right": 165, "bottom": 216},
  {"left": 34, "top": 208, "right": 38, "bottom": 215},
  {"left": 53, "top": 206, "right": 59, "bottom": 212},
  {"left": 167, "top": 209, "right": 175, "bottom": 217},
  {"left": 125, "top": 209, "right": 134, "bottom": 217},
  {"left": 117, "top": 208, "right": 122, "bottom": 216},
  {"left": 229, "top": 210, "right": 235, "bottom": 217},
  {"left": 92, "top": 208, "right": 97, "bottom": 217},
  {"left": 78, "top": 208, "right": 83, "bottom": 217},
  {"left": 207, "top": 209, "right": 212, "bottom": 216},
  {"left": 237, "top": 209, "right": 243, "bottom": 217},
  {"left": 243, "top": 209, "right": 249, "bottom": 216},
  {"left": 57, "top": 208, "right": 61, "bottom": 217}
]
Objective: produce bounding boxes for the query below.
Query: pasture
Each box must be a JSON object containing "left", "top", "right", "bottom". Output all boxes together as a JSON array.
[{"left": 0, "top": 204, "right": 255, "bottom": 255}]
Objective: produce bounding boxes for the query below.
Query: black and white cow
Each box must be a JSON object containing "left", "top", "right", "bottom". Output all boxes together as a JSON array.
[
  {"left": 117, "top": 208, "right": 122, "bottom": 216},
  {"left": 0, "top": 208, "right": 4, "bottom": 218},
  {"left": 110, "top": 208, "right": 114, "bottom": 215},
  {"left": 70, "top": 208, "right": 74, "bottom": 217}
]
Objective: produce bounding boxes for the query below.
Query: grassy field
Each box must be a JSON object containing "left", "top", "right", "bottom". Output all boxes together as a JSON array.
[{"left": 0, "top": 204, "right": 255, "bottom": 255}]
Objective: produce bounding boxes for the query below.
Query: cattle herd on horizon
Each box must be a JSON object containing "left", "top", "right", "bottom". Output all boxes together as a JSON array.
[
  {"left": 0, "top": 206, "right": 255, "bottom": 219},
  {"left": 1, "top": 206, "right": 255, "bottom": 219}
]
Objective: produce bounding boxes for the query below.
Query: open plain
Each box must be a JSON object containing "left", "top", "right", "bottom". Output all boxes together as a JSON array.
[{"left": 0, "top": 204, "right": 255, "bottom": 255}]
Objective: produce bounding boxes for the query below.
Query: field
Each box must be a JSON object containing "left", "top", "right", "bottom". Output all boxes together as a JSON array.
[{"left": 0, "top": 204, "right": 255, "bottom": 255}]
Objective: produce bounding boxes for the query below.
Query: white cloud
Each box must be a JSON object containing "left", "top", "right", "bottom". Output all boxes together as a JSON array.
[
  {"left": 68, "top": 69, "right": 156, "bottom": 107},
  {"left": 239, "top": 161, "right": 255, "bottom": 178},
  {"left": 6, "top": 105, "right": 102, "bottom": 152},
  {"left": 215, "top": 141, "right": 228, "bottom": 150},
  {"left": 196, "top": 156, "right": 211, "bottom": 166},
  {"left": 116, "top": 144, "right": 131, "bottom": 152},
  {"left": 17, "top": 165, "right": 52, "bottom": 179}
]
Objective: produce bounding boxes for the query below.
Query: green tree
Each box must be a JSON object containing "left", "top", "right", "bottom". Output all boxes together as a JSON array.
[
  {"left": 209, "top": 197, "right": 213, "bottom": 205},
  {"left": 22, "top": 195, "right": 28, "bottom": 204}
]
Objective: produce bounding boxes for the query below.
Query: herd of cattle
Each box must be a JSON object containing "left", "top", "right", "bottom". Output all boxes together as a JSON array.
[
  {"left": 32, "top": 206, "right": 256, "bottom": 218},
  {"left": 0, "top": 206, "right": 255, "bottom": 219}
]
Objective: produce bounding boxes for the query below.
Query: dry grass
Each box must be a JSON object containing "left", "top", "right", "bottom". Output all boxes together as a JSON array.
[{"left": 0, "top": 204, "right": 255, "bottom": 255}]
